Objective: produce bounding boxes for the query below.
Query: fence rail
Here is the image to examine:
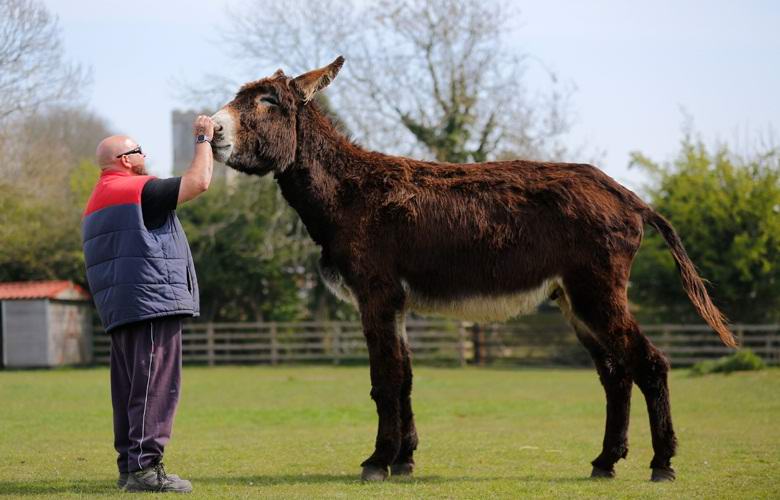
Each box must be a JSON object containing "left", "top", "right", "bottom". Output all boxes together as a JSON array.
[{"left": 92, "top": 320, "right": 780, "bottom": 367}]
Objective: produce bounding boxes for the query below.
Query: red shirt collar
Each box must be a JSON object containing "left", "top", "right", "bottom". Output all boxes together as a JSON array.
[{"left": 100, "top": 169, "right": 134, "bottom": 178}]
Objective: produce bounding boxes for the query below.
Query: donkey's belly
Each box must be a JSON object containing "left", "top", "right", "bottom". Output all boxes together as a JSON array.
[
  {"left": 319, "top": 265, "right": 359, "bottom": 306},
  {"left": 320, "top": 264, "right": 560, "bottom": 322},
  {"left": 402, "top": 278, "right": 561, "bottom": 322}
]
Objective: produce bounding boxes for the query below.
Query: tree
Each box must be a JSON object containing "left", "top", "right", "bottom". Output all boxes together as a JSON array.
[
  {"left": 0, "top": 0, "right": 99, "bottom": 286},
  {"left": 223, "top": 0, "right": 574, "bottom": 162},
  {"left": 174, "top": 0, "right": 579, "bottom": 321},
  {"left": 0, "top": 0, "right": 89, "bottom": 125},
  {"left": 177, "top": 176, "right": 356, "bottom": 321},
  {"left": 630, "top": 136, "right": 780, "bottom": 323},
  {"left": 0, "top": 108, "right": 110, "bottom": 285}
]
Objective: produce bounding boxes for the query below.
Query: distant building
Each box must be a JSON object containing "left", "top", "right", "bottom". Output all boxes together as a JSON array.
[
  {"left": 0, "top": 281, "right": 93, "bottom": 368},
  {"left": 172, "top": 109, "right": 237, "bottom": 183}
]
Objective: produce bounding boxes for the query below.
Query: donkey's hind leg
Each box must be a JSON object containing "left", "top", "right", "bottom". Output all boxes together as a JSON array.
[
  {"left": 628, "top": 332, "right": 677, "bottom": 481},
  {"left": 555, "top": 288, "right": 632, "bottom": 478},
  {"left": 562, "top": 274, "right": 677, "bottom": 482}
]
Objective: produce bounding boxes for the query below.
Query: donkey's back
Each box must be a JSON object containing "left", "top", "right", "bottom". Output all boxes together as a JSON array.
[{"left": 358, "top": 157, "right": 648, "bottom": 322}]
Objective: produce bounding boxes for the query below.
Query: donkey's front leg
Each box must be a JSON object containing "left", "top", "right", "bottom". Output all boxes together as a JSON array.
[
  {"left": 358, "top": 296, "right": 406, "bottom": 481},
  {"left": 391, "top": 319, "right": 418, "bottom": 477}
]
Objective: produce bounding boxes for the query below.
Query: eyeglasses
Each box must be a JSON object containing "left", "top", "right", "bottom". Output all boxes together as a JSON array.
[{"left": 116, "top": 146, "right": 143, "bottom": 158}]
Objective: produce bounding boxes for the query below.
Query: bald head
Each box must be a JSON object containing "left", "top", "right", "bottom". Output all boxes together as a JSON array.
[{"left": 96, "top": 135, "right": 137, "bottom": 168}]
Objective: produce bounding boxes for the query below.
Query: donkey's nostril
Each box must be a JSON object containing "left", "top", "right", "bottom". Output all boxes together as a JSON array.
[{"left": 214, "top": 123, "right": 224, "bottom": 132}]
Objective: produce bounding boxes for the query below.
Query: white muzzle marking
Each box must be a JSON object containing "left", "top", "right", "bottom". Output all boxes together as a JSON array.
[{"left": 210, "top": 108, "right": 236, "bottom": 163}]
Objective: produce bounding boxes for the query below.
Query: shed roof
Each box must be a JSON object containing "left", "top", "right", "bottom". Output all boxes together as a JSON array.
[{"left": 0, "top": 281, "right": 90, "bottom": 301}]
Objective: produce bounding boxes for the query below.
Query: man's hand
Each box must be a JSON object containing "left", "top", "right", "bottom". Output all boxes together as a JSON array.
[
  {"left": 179, "top": 116, "right": 216, "bottom": 204},
  {"left": 193, "top": 115, "right": 215, "bottom": 139}
]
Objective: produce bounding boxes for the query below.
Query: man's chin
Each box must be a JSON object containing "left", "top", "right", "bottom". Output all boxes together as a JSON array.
[{"left": 131, "top": 165, "right": 148, "bottom": 176}]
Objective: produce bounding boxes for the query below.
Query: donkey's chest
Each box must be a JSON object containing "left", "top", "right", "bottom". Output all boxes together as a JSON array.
[{"left": 320, "top": 265, "right": 559, "bottom": 322}]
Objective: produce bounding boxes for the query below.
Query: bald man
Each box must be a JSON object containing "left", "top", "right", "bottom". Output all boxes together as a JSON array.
[{"left": 82, "top": 116, "right": 215, "bottom": 493}]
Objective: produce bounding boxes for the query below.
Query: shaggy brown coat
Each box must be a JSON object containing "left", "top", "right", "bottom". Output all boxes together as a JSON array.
[{"left": 210, "top": 56, "right": 734, "bottom": 482}]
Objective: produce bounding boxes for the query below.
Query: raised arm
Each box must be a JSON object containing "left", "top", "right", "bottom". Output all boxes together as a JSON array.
[{"left": 178, "top": 115, "right": 215, "bottom": 204}]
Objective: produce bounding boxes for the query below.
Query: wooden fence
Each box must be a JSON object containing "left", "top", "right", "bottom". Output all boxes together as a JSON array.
[{"left": 92, "top": 320, "right": 780, "bottom": 367}]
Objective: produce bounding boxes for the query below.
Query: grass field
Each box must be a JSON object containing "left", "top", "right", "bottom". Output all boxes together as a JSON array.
[{"left": 0, "top": 365, "right": 778, "bottom": 499}]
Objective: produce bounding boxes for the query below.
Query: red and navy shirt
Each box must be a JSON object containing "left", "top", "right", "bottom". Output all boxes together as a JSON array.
[{"left": 82, "top": 171, "right": 199, "bottom": 332}]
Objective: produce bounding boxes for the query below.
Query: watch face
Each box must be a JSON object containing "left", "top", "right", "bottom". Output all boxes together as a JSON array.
[{"left": 197, "top": 134, "right": 206, "bottom": 142}]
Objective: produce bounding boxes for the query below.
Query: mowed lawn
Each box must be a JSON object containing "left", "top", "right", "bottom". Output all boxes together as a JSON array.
[{"left": 0, "top": 365, "right": 778, "bottom": 499}]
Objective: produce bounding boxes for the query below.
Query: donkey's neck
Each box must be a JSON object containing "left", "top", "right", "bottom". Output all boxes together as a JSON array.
[{"left": 274, "top": 103, "right": 363, "bottom": 247}]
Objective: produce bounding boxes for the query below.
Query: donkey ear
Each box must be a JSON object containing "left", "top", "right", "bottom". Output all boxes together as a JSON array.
[
  {"left": 292, "top": 56, "right": 345, "bottom": 103},
  {"left": 272, "top": 68, "right": 285, "bottom": 78}
]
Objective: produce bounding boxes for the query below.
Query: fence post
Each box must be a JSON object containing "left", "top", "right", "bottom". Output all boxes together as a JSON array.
[
  {"left": 458, "top": 322, "right": 467, "bottom": 367},
  {"left": 662, "top": 326, "right": 671, "bottom": 355},
  {"left": 270, "top": 322, "right": 278, "bottom": 365},
  {"left": 471, "top": 323, "right": 484, "bottom": 366},
  {"left": 333, "top": 324, "right": 342, "bottom": 365},
  {"left": 206, "top": 322, "right": 215, "bottom": 367},
  {"left": 487, "top": 324, "right": 498, "bottom": 363},
  {"left": 737, "top": 325, "right": 744, "bottom": 348},
  {"left": 765, "top": 331, "right": 772, "bottom": 362}
]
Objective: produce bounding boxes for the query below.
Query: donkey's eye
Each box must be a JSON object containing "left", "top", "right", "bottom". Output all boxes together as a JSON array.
[{"left": 259, "top": 95, "right": 279, "bottom": 106}]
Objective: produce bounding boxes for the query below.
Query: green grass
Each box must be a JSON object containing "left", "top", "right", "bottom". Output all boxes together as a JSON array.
[{"left": 0, "top": 366, "right": 778, "bottom": 498}]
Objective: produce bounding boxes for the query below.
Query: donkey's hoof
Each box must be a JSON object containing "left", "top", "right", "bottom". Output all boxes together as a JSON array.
[
  {"left": 590, "top": 466, "right": 616, "bottom": 479},
  {"left": 390, "top": 462, "right": 414, "bottom": 476},
  {"left": 651, "top": 467, "right": 676, "bottom": 482},
  {"left": 361, "top": 465, "right": 389, "bottom": 482}
]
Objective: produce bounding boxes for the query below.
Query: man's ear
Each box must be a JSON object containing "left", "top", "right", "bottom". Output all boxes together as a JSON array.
[{"left": 292, "top": 56, "right": 344, "bottom": 103}]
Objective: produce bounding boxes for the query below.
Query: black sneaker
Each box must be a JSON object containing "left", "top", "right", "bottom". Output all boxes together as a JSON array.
[
  {"left": 124, "top": 462, "right": 192, "bottom": 493},
  {"left": 119, "top": 469, "right": 180, "bottom": 489}
]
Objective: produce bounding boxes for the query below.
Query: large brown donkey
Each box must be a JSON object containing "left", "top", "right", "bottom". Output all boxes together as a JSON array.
[{"left": 210, "top": 57, "right": 736, "bottom": 482}]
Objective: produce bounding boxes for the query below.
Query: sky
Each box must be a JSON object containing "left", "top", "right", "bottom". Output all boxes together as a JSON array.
[{"left": 45, "top": 0, "right": 780, "bottom": 189}]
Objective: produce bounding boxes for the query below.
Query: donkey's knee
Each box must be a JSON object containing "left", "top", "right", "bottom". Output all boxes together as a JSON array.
[
  {"left": 370, "top": 384, "right": 402, "bottom": 408},
  {"left": 631, "top": 340, "right": 671, "bottom": 392}
]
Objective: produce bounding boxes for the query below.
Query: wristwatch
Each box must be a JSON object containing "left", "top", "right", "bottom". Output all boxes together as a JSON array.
[{"left": 195, "top": 134, "right": 211, "bottom": 144}]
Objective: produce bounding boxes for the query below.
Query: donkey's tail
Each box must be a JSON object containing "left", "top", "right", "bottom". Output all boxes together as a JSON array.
[{"left": 643, "top": 209, "right": 737, "bottom": 348}]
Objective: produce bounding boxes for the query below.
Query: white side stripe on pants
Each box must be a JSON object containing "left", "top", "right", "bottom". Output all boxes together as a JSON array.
[{"left": 137, "top": 322, "right": 155, "bottom": 470}]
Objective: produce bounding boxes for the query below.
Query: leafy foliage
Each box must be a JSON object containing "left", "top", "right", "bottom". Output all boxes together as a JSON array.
[
  {"left": 0, "top": 109, "right": 108, "bottom": 286},
  {"left": 630, "top": 137, "right": 780, "bottom": 323},
  {"left": 689, "top": 349, "right": 766, "bottom": 376},
  {"left": 177, "top": 176, "right": 304, "bottom": 321},
  {"left": 177, "top": 175, "right": 358, "bottom": 321}
]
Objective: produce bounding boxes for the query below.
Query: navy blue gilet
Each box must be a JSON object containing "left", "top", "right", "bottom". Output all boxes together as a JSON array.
[{"left": 82, "top": 170, "right": 199, "bottom": 332}]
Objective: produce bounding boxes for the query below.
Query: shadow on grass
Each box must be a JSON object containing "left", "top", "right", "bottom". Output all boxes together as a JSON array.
[
  {"left": 193, "top": 473, "right": 596, "bottom": 486},
  {"left": 0, "top": 479, "right": 116, "bottom": 496},
  {"left": 0, "top": 473, "right": 596, "bottom": 495}
]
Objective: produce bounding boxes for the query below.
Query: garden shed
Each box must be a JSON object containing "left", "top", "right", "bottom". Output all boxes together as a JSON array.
[{"left": 0, "top": 281, "right": 93, "bottom": 368}]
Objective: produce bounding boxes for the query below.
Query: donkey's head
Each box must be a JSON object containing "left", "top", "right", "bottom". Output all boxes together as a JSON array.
[{"left": 210, "top": 56, "right": 345, "bottom": 175}]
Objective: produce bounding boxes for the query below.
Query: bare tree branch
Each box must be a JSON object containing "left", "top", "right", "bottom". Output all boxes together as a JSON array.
[
  {"left": 0, "top": 0, "right": 91, "bottom": 126},
  {"left": 216, "top": 0, "right": 576, "bottom": 163}
]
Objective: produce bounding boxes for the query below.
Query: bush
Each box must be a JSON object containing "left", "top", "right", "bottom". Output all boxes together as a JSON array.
[{"left": 690, "top": 349, "right": 766, "bottom": 376}]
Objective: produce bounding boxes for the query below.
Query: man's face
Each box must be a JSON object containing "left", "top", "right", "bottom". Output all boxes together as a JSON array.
[
  {"left": 129, "top": 160, "right": 147, "bottom": 176},
  {"left": 118, "top": 142, "right": 147, "bottom": 175}
]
